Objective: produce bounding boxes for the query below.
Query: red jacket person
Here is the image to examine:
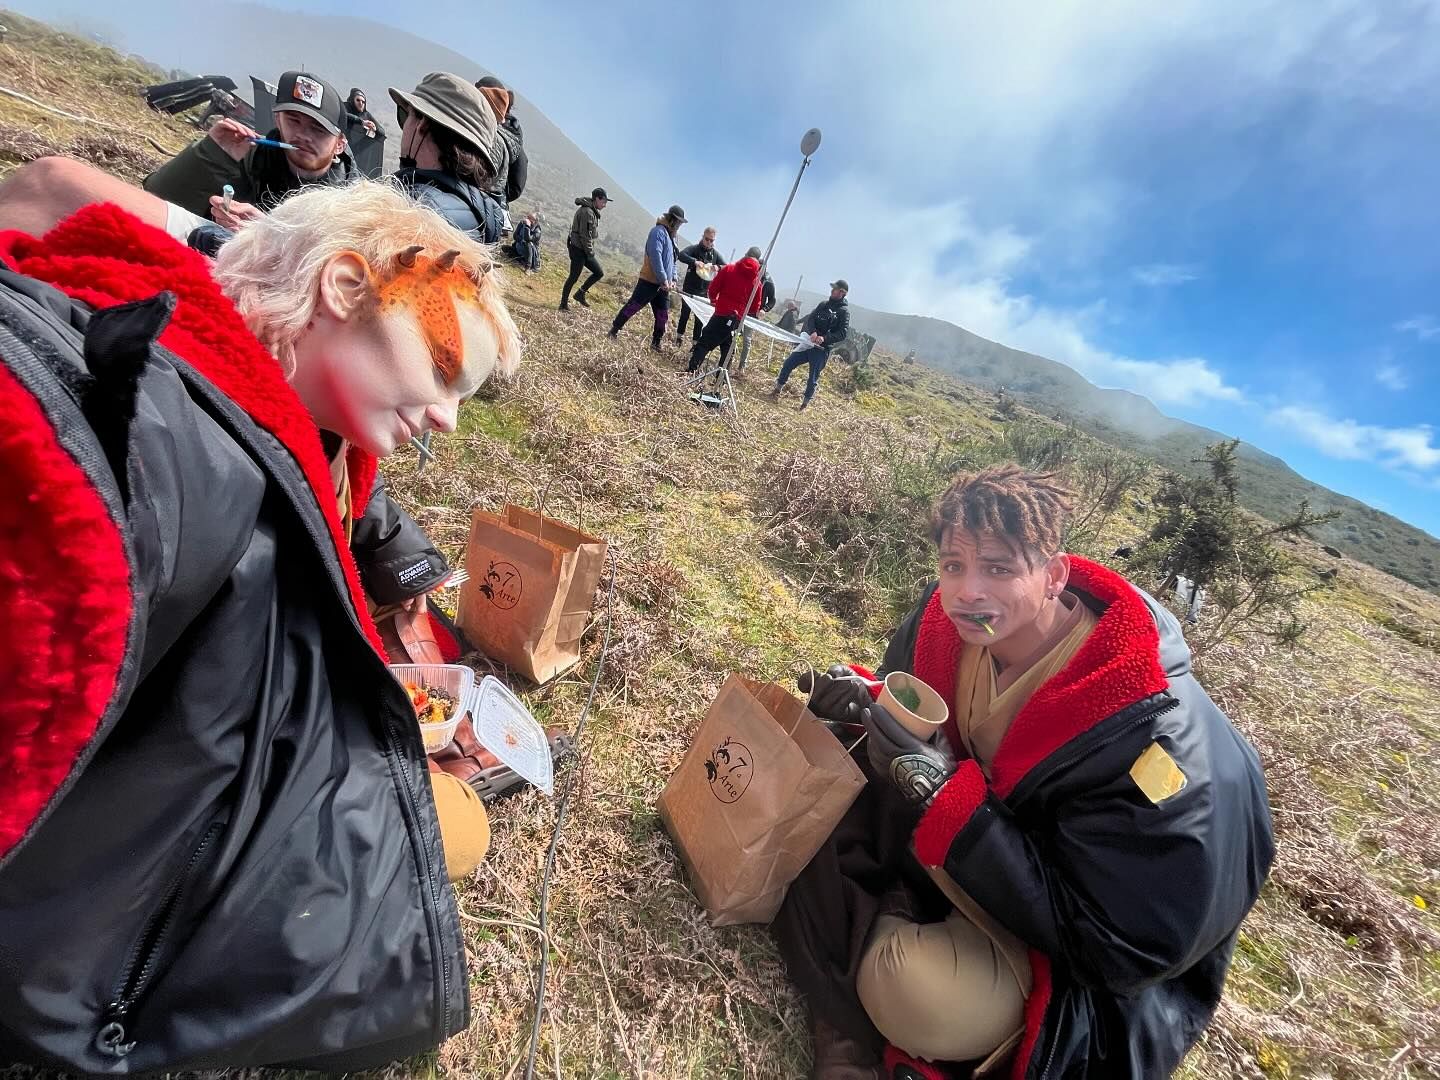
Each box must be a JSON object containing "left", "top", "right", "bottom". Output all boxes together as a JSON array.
[
  {"left": 776, "top": 465, "right": 1274, "bottom": 1080},
  {"left": 686, "top": 246, "right": 764, "bottom": 374}
]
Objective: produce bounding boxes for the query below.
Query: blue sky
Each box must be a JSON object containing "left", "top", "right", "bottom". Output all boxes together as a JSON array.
[{"left": 29, "top": 0, "right": 1440, "bottom": 535}]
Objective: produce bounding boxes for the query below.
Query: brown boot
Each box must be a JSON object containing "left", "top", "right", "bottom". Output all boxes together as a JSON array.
[{"left": 810, "top": 1015, "right": 883, "bottom": 1080}]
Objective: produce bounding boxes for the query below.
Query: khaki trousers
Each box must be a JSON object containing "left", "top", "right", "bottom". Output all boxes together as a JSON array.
[
  {"left": 856, "top": 912, "right": 1027, "bottom": 1064},
  {"left": 429, "top": 769, "right": 491, "bottom": 882}
]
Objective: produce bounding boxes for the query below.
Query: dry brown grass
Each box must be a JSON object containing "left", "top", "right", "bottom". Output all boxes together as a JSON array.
[{"left": 4, "top": 13, "right": 1440, "bottom": 1079}]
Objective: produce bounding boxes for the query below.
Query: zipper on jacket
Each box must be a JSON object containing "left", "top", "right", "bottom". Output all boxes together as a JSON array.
[
  {"left": 381, "top": 704, "right": 453, "bottom": 1032},
  {"left": 95, "top": 821, "right": 225, "bottom": 1058},
  {"left": 1020, "top": 695, "right": 1181, "bottom": 1080},
  {"left": 173, "top": 367, "right": 457, "bottom": 1037}
]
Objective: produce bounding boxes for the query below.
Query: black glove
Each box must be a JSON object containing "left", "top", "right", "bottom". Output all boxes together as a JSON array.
[
  {"left": 796, "top": 664, "right": 872, "bottom": 724},
  {"left": 860, "top": 701, "right": 958, "bottom": 807}
]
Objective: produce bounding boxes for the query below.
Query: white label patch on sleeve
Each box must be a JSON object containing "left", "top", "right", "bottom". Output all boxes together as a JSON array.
[{"left": 1129, "top": 741, "right": 1187, "bottom": 804}]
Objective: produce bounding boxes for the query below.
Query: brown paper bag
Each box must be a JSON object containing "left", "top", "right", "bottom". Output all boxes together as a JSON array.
[
  {"left": 658, "top": 674, "right": 867, "bottom": 925},
  {"left": 455, "top": 504, "right": 607, "bottom": 684}
]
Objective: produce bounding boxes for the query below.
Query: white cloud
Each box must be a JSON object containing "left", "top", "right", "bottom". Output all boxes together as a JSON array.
[
  {"left": 1269, "top": 405, "right": 1440, "bottom": 471},
  {"left": 1395, "top": 315, "right": 1440, "bottom": 342},
  {"left": 1376, "top": 363, "right": 1409, "bottom": 390},
  {"left": 1132, "top": 263, "right": 1201, "bottom": 287}
]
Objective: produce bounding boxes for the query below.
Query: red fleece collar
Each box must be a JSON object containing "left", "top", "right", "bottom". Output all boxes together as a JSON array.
[
  {"left": 910, "top": 555, "right": 1168, "bottom": 800},
  {"left": 0, "top": 204, "right": 382, "bottom": 653}
]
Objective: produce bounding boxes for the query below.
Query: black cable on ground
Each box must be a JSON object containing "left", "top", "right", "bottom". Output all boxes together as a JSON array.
[{"left": 523, "top": 553, "right": 617, "bottom": 1080}]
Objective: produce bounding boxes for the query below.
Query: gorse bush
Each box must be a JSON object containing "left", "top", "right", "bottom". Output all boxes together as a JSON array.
[{"left": 1126, "top": 439, "right": 1337, "bottom": 652}]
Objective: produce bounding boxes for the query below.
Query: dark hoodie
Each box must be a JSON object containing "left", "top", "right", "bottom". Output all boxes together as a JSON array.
[
  {"left": 344, "top": 89, "right": 375, "bottom": 137},
  {"left": 569, "top": 196, "right": 601, "bottom": 254}
]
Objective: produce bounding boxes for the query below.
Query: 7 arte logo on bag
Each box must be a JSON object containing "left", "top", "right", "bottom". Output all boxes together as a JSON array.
[
  {"left": 704, "top": 736, "right": 752, "bottom": 804},
  {"left": 479, "top": 559, "right": 522, "bottom": 610}
]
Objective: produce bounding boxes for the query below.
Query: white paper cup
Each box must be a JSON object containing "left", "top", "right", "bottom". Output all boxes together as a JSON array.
[{"left": 877, "top": 671, "right": 949, "bottom": 740}]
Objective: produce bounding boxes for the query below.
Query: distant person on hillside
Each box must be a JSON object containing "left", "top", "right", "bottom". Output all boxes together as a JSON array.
[
  {"left": 143, "top": 70, "right": 353, "bottom": 238},
  {"left": 768, "top": 279, "right": 851, "bottom": 410},
  {"left": 609, "top": 204, "right": 686, "bottom": 351},
  {"left": 687, "top": 245, "right": 764, "bottom": 372},
  {"left": 560, "top": 186, "right": 609, "bottom": 310},
  {"left": 777, "top": 298, "right": 801, "bottom": 333},
  {"left": 476, "top": 76, "right": 528, "bottom": 205},
  {"left": 390, "top": 72, "right": 506, "bottom": 243},
  {"left": 512, "top": 212, "right": 541, "bottom": 273},
  {"left": 776, "top": 465, "right": 1273, "bottom": 1080},
  {"left": 674, "top": 226, "right": 723, "bottom": 343},
  {"left": 344, "top": 87, "right": 377, "bottom": 141}
]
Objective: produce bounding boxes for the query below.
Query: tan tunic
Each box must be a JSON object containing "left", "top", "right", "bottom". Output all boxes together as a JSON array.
[{"left": 955, "top": 593, "right": 1099, "bottom": 779}]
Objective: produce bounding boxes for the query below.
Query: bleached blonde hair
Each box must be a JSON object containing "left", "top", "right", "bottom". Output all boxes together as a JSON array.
[{"left": 212, "top": 178, "right": 521, "bottom": 382}]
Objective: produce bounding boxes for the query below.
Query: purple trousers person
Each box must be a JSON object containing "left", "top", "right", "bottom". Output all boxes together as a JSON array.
[{"left": 609, "top": 280, "right": 670, "bottom": 349}]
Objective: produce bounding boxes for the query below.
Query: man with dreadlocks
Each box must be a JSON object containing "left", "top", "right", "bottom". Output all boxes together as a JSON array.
[{"left": 775, "top": 466, "right": 1274, "bottom": 1080}]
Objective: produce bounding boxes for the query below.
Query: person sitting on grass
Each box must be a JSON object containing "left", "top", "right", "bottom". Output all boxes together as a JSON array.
[
  {"left": 609, "top": 203, "right": 687, "bottom": 351},
  {"left": 686, "top": 245, "right": 764, "bottom": 373},
  {"left": 512, "top": 212, "right": 541, "bottom": 273},
  {"left": 775, "top": 466, "right": 1275, "bottom": 1080},
  {"left": 0, "top": 173, "right": 519, "bottom": 1073}
]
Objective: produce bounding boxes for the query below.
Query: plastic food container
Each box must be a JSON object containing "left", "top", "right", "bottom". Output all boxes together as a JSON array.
[{"left": 389, "top": 664, "right": 474, "bottom": 754}]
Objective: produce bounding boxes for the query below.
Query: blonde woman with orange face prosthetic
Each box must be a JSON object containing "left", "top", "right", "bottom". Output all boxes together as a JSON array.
[{"left": 0, "top": 175, "right": 517, "bottom": 1073}]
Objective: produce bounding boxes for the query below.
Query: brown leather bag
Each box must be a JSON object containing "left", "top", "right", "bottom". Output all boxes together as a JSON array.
[
  {"left": 378, "top": 604, "right": 446, "bottom": 665},
  {"left": 431, "top": 714, "right": 575, "bottom": 803}
]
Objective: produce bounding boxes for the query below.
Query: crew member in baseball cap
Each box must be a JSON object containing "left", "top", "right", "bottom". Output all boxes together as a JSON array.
[
  {"left": 272, "top": 70, "right": 346, "bottom": 134},
  {"left": 388, "top": 72, "right": 506, "bottom": 243},
  {"left": 609, "top": 203, "right": 687, "bottom": 350},
  {"left": 769, "top": 277, "right": 852, "bottom": 409},
  {"left": 144, "top": 69, "right": 353, "bottom": 237}
]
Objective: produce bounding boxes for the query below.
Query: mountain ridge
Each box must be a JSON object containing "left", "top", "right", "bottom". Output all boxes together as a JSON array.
[
  {"left": 32, "top": 0, "right": 1440, "bottom": 595},
  {"left": 833, "top": 295, "right": 1440, "bottom": 592}
]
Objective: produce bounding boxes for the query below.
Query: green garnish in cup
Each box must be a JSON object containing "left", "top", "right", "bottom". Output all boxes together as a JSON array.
[{"left": 893, "top": 683, "right": 922, "bottom": 712}]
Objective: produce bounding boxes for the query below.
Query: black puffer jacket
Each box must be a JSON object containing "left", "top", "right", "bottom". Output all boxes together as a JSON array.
[
  {"left": 886, "top": 557, "right": 1274, "bottom": 1078},
  {"left": 0, "top": 206, "right": 465, "bottom": 1073},
  {"left": 395, "top": 167, "right": 505, "bottom": 243},
  {"left": 801, "top": 295, "right": 849, "bottom": 351},
  {"left": 676, "top": 242, "right": 723, "bottom": 295}
]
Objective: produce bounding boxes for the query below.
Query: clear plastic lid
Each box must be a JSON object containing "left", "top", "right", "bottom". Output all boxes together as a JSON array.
[{"left": 463, "top": 675, "right": 555, "bottom": 796}]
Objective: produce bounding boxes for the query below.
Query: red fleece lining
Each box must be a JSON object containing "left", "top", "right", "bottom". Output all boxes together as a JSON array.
[
  {"left": 1011, "top": 951, "right": 1052, "bottom": 1080},
  {"left": 0, "top": 206, "right": 382, "bottom": 657},
  {"left": 346, "top": 445, "right": 378, "bottom": 517},
  {"left": 430, "top": 611, "right": 461, "bottom": 663},
  {"left": 0, "top": 364, "right": 131, "bottom": 861},
  {"left": 883, "top": 1044, "right": 951, "bottom": 1079},
  {"left": 913, "top": 759, "right": 987, "bottom": 867}
]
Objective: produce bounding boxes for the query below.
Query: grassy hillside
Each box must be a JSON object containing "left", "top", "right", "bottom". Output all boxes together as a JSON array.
[
  {"left": 3, "top": 14, "right": 1439, "bottom": 1080},
  {"left": 842, "top": 299, "right": 1440, "bottom": 598}
]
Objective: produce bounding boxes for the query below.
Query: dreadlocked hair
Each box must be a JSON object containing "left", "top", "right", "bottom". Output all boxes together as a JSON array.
[{"left": 930, "top": 465, "right": 1076, "bottom": 565}]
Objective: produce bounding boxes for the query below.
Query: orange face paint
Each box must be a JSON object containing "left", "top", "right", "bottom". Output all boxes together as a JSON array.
[{"left": 375, "top": 256, "right": 483, "bottom": 384}]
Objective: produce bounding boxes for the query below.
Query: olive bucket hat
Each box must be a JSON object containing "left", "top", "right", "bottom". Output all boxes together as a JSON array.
[{"left": 389, "top": 72, "right": 499, "bottom": 171}]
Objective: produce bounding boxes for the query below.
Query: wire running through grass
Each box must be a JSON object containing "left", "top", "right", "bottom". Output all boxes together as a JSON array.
[{"left": 523, "top": 553, "right": 617, "bottom": 1080}]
